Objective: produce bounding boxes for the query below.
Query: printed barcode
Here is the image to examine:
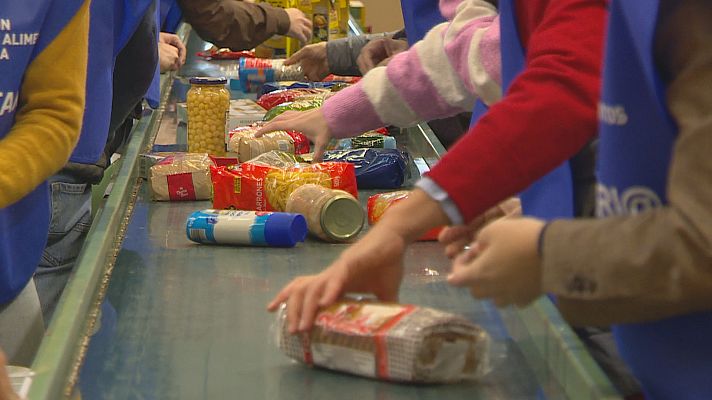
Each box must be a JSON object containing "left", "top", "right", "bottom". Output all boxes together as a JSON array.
[{"left": 189, "top": 229, "right": 207, "bottom": 242}]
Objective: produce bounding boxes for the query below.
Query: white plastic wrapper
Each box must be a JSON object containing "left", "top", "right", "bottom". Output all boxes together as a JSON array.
[{"left": 273, "top": 301, "right": 491, "bottom": 383}]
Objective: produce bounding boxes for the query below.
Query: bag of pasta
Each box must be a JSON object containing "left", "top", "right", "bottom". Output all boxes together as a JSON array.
[
  {"left": 211, "top": 151, "right": 357, "bottom": 211},
  {"left": 274, "top": 301, "right": 491, "bottom": 383},
  {"left": 368, "top": 191, "right": 444, "bottom": 241},
  {"left": 227, "top": 123, "right": 310, "bottom": 162}
]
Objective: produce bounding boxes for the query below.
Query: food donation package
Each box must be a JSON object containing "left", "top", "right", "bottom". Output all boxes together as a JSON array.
[
  {"left": 322, "top": 148, "right": 409, "bottom": 189},
  {"left": 211, "top": 151, "right": 357, "bottom": 211},
  {"left": 256, "top": 88, "right": 329, "bottom": 111},
  {"left": 275, "top": 301, "right": 491, "bottom": 383},
  {"left": 258, "top": 81, "right": 349, "bottom": 96},
  {"left": 150, "top": 153, "right": 215, "bottom": 201},
  {"left": 368, "top": 191, "right": 444, "bottom": 241},
  {"left": 227, "top": 123, "right": 310, "bottom": 162},
  {"left": 263, "top": 98, "right": 325, "bottom": 121}
]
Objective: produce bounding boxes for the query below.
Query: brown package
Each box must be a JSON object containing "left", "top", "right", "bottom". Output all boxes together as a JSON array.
[
  {"left": 150, "top": 153, "right": 215, "bottom": 201},
  {"left": 276, "top": 301, "right": 491, "bottom": 383}
]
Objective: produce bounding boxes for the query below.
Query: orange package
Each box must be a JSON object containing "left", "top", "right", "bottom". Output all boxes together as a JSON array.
[
  {"left": 367, "top": 191, "right": 444, "bottom": 241},
  {"left": 212, "top": 151, "right": 358, "bottom": 211}
]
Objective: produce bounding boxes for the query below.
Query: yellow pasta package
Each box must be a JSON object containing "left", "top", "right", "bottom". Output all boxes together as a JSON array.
[{"left": 211, "top": 151, "right": 358, "bottom": 211}]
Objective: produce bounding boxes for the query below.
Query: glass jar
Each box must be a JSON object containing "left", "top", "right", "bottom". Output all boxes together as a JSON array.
[
  {"left": 286, "top": 184, "right": 364, "bottom": 242},
  {"left": 186, "top": 77, "right": 230, "bottom": 156}
]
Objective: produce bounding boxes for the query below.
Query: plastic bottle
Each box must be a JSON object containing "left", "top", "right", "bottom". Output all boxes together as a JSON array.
[{"left": 186, "top": 209, "right": 307, "bottom": 247}]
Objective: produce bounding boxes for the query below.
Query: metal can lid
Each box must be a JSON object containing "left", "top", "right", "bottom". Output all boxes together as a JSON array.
[
  {"left": 320, "top": 195, "right": 364, "bottom": 241},
  {"left": 189, "top": 76, "right": 228, "bottom": 85}
]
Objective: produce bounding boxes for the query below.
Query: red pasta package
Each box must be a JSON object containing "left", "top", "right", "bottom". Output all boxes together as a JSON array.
[
  {"left": 368, "top": 191, "right": 444, "bottom": 241},
  {"left": 211, "top": 151, "right": 358, "bottom": 211}
]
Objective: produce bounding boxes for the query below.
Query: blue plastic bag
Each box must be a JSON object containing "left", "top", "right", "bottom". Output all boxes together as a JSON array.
[{"left": 322, "top": 149, "right": 410, "bottom": 189}]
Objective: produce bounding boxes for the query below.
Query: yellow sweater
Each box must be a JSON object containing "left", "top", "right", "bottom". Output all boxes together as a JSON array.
[{"left": 0, "top": 0, "right": 90, "bottom": 208}]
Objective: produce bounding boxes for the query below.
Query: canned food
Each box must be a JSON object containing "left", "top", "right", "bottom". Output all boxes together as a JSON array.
[
  {"left": 238, "top": 58, "right": 304, "bottom": 92},
  {"left": 186, "top": 209, "right": 307, "bottom": 247},
  {"left": 286, "top": 184, "right": 364, "bottom": 242},
  {"left": 187, "top": 77, "right": 230, "bottom": 156}
]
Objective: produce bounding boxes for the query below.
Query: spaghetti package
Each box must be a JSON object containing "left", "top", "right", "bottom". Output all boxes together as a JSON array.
[
  {"left": 211, "top": 151, "right": 357, "bottom": 211},
  {"left": 368, "top": 191, "right": 444, "bottom": 241},
  {"left": 275, "top": 301, "right": 491, "bottom": 383},
  {"left": 228, "top": 124, "right": 310, "bottom": 162},
  {"left": 150, "top": 153, "right": 215, "bottom": 201},
  {"left": 256, "top": 88, "right": 329, "bottom": 110},
  {"left": 263, "top": 98, "right": 325, "bottom": 121},
  {"left": 322, "top": 148, "right": 409, "bottom": 189}
]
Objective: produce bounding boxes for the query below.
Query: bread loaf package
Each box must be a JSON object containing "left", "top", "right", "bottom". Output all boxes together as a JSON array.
[
  {"left": 275, "top": 301, "right": 491, "bottom": 383},
  {"left": 150, "top": 153, "right": 215, "bottom": 201}
]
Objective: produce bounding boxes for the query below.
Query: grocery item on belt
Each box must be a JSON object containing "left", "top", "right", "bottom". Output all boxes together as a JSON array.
[
  {"left": 263, "top": 98, "right": 325, "bottom": 121},
  {"left": 227, "top": 123, "right": 310, "bottom": 160},
  {"left": 227, "top": 99, "right": 267, "bottom": 132},
  {"left": 211, "top": 151, "right": 357, "bottom": 211},
  {"left": 256, "top": 88, "right": 329, "bottom": 110},
  {"left": 238, "top": 58, "right": 304, "bottom": 92},
  {"left": 150, "top": 153, "right": 215, "bottom": 201},
  {"left": 367, "top": 191, "right": 444, "bottom": 241},
  {"left": 186, "top": 209, "right": 307, "bottom": 247},
  {"left": 329, "top": 131, "right": 397, "bottom": 151},
  {"left": 322, "top": 148, "right": 409, "bottom": 189},
  {"left": 322, "top": 74, "right": 362, "bottom": 84},
  {"left": 187, "top": 77, "right": 230, "bottom": 156},
  {"left": 286, "top": 184, "right": 364, "bottom": 242},
  {"left": 259, "top": 81, "right": 349, "bottom": 96},
  {"left": 275, "top": 301, "right": 491, "bottom": 383}
]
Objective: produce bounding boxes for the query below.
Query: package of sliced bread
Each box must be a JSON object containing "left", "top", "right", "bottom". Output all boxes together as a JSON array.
[{"left": 275, "top": 301, "right": 491, "bottom": 383}]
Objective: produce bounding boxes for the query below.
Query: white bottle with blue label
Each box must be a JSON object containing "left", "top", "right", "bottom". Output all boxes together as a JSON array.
[{"left": 186, "top": 209, "right": 307, "bottom": 247}]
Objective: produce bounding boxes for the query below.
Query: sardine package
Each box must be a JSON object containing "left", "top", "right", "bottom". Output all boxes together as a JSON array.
[{"left": 276, "top": 301, "right": 491, "bottom": 383}]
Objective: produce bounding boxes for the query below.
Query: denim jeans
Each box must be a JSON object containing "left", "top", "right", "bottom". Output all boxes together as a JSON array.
[{"left": 34, "top": 173, "right": 92, "bottom": 323}]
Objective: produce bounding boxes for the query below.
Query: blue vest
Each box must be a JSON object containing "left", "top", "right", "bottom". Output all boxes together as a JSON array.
[
  {"left": 0, "top": 0, "right": 86, "bottom": 304},
  {"left": 400, "top": 0, "right": 445, "bottom": 46},
  {"left": 146, "top": 0, "right": 182, "bottom": 108},
  {"left": 69, "top": 0, "right": 155, "bottom": 164},
  {"left": 495, "top": 0, "right": 575, "bottom": 219},
  {"left": 599, "top": 2, "right": 712, "bottom": 398}
]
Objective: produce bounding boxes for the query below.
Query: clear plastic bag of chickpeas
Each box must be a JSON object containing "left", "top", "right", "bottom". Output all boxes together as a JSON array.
[{"left": 187, "top": 77, "right": 230, "bottom": 156}]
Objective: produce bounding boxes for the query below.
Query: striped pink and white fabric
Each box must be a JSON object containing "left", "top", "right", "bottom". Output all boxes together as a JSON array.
[{"left": 321, "top": 0, "right": 501, "bottom": 138}]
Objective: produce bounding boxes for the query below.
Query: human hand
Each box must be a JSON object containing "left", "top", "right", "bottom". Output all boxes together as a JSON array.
[
  {"left": 285, "top": 8, "right": 313, "bottom": 44},
  {"left": 0, "top": 351, "right": 19, "bottom": 400},
  {"left": 447, "top": 218, "right": 545, "bottom": 308},
  {"left": 158, "top": 32, "right": 186, "bottom": 72},
  {"left": 356, "top": 37, "right": 409, "bottom": 74},
  {"left": 254, "top": 108, "right": 332, "bottom": 161},
  {"left": 285, "top": 42, "right": 329, "bottom": 81},
  {"left": 267, "top": 227, "right": 407, "bottom": 333},
  {"left": 440, "top": 198, "right": 522, "bottom": 259}
]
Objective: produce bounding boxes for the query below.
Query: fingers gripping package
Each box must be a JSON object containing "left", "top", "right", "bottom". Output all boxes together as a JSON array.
[
  {"left": 368, "top": 191, "right": 444, "bottom": 241},
  {"left": 150, "top": 153, "right": 215, "bottom": 201},
  {"left": 275, "top": 301, "right": 491, "bottom": 383},
  {"left": 322, "top": 148, "right": 410, "bottom": 189},
  {"left": 228, "top": 123, "right": 310, "bottom": 162},
  {"left": 256, "top": 88, "right": 329, "bottom": 111},
  {"left": 263, "top": 98, "right": 325, "bottom": 121},
  {"left": 211, "top": 151, "right": 358, "bottom": 211}
]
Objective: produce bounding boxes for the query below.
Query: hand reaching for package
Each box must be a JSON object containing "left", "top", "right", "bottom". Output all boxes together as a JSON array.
[
  {"left": 440, "top": 197, "right": 522, "bottom": 259},
  {"left": 285, "top": 8, "right": 313, "bottom": 44},
  {"left": 447, "top": 218, "right": 545, "bottom": 308},
  {"left": 285, "top": 42, "right": 329, "bottom": 81},
  {"left": 357, "top": 37, "right": 409, "bottom": 75},
  {"left": 255, "top": 109, "right": 332, "bottom": 161},
  {"left": 159, "top": 32, "right": 186, "bottom": 73}
]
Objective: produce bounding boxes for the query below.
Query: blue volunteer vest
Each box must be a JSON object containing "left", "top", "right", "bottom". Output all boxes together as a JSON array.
[
  {"left": 68, "top": 0, "right": 155, "bottom": 164},
  {"left": 400, "top": 0, "right": 445, "bottom": 46},
  {"left": 146, "top": 0, "right": 182, "bottom": 108},
  {"left": 495, "top": 0, "right": 575, "bottom": 219},
  {"left": 599, "top": 2, "right": 712, "bottom": 398},
  {"left": 0, "top": 0, "right": 86, "bottom": 304}
]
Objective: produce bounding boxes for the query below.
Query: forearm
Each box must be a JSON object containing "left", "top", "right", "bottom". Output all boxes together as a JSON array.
[
  {"left": 0, "top": 0, "right": 89, "bottom": 207},
  {"left": 368, "top": 188, "right": 450, "bottom": 244},
  {"left": 180, "top": 0, "right": 290, "bottom": 50},
  {"left": 321, "top": 1, "right": 499, "bottom": 138}
]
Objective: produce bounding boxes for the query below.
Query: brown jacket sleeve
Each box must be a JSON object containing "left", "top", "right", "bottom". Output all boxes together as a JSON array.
[
  {"left": 540, "top": 0, "right": 712, "bottom": 327},
  {"left": 178, "top": 0, "right": 290, "bottom": 50}
]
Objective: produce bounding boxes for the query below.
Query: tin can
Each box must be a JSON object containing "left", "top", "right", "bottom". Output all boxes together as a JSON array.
[
  {"left": 187, "top": 77, "right": 230, "bottom": 156},
  {"left": 186, "top": 209, "right": 307, "bottom": 247},
  {"left": 238, "top": 58, "right": 304, "bottom": 92},
  {"left": 285, "top": 184, "right": 364, "bottom": 242}
]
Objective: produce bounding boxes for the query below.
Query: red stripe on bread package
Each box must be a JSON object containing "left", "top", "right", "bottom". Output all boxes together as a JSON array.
[
  {"left": 367, "top": 191, "right": 444, "bottom": 241},
  {"left": 211, "top": 156, "right": 357, "bottom": 211}
]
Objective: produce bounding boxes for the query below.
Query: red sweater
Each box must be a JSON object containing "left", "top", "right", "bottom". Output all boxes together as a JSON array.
[{"left": 425, "top": 0, "right": 607, "bottom": 223}]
